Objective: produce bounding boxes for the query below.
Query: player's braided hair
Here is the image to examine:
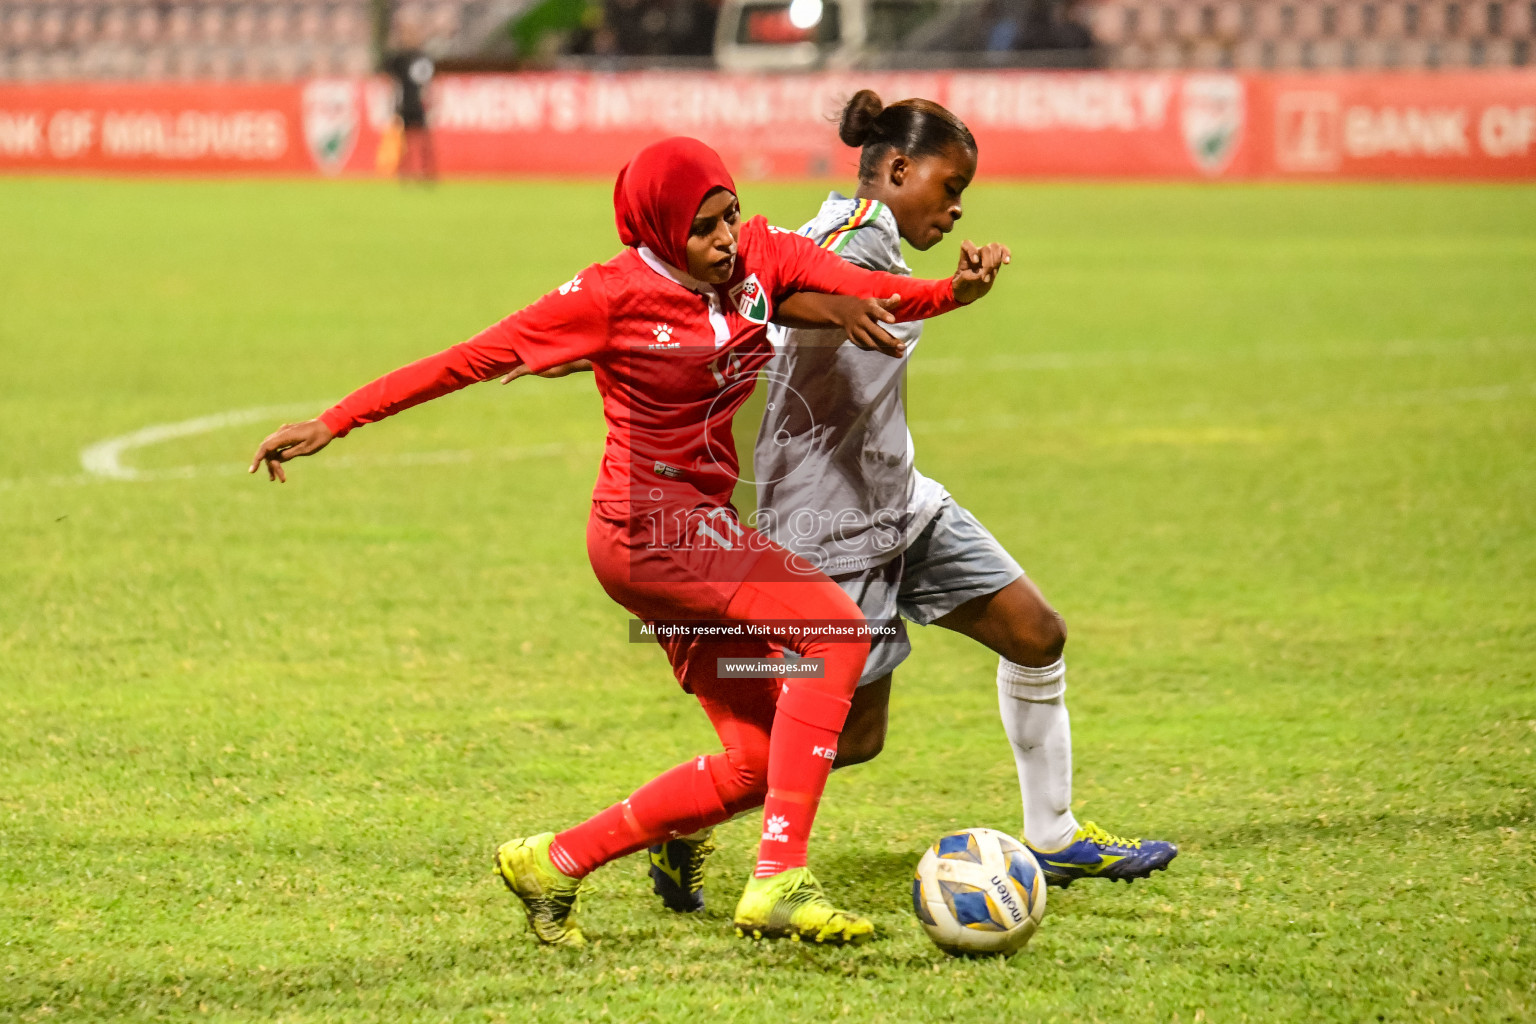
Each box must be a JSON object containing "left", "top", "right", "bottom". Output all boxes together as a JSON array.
[{"left": 837, "top": 89, "right": 976, "bottom": 183}]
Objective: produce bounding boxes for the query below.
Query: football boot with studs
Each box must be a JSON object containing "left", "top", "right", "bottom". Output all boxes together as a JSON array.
[
  {"left": 1026, "top": 821, "right": 1178, "bottom": 887},
  {"left": 733, "top": 867, "right": 874, "bottom": 945},
  {"left": 493, "top": 832, "right": 585, "bottom": 946},
  {"left": 648, "top": 830, "right": 717, "bottom": 913}
]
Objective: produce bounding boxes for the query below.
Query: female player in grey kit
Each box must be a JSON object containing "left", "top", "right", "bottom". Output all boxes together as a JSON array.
[{"left": 643, "top": 90, "right": 1176, "bottom": 908}]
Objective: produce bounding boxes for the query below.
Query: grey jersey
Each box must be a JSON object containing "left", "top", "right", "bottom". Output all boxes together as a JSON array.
[{"left": 753, "top": 193, "right": 946, "bottom": 575}]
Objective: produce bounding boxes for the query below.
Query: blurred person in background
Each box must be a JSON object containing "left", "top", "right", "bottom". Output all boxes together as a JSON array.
[
  {"left": 1046, "top": 0, "right": 1094, "bottom": 49},
  {"left": 603, "top": 0, "right": 718, "bottom": 56},
  {"left": 978, "top": 0, "right": 1093, "bottom": 55},
  {"left": 555, "top": 0, "right": 718, "bottom": 59},
  {"left": 659, "top": 0, "right": 719, "bottom": 56},
  {"left": 901, "top": 0, "right": 1093, "bottom": 64},
  {"left": 382, "top": 20, "right": 436, "bottom": 182}
]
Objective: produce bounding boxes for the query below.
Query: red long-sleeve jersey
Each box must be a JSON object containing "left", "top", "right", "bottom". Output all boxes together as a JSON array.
[{"left": 320, "top": 215, "right": 959, "bottom": 510}]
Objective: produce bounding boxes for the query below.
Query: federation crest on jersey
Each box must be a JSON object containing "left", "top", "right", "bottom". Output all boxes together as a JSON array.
[
  {"left": 730, "top": 274, "right": 769, "bottom": 324},
  {"left": 301, "top": 80, "right": 359, "bottom": 175},
  {"left": 1180, "top": 74, "right": 1244, "bottom": 175}
]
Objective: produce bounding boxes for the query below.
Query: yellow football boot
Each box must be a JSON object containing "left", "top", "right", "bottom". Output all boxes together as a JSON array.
[
  {"left": 493, "top": 832, "right": 585, "bottom": 946},
  {"left": 732, "top": 867, "right": 874, "bottom": 945}
]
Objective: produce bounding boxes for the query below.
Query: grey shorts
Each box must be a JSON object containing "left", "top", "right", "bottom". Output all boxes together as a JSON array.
[{"left": 831, "top": 496, "right": 1025, "bottom": 686}]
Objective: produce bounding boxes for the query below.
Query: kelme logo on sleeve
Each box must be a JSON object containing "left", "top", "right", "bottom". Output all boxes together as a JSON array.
[{"left": 730, "top": 274, "right": 769, "bottom": 324}]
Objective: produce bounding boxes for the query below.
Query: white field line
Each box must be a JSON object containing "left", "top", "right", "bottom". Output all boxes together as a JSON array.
[
  {"left": 79, "top": 404, "right": 319, "bottom": 481},
  {"left": 909, "top": 379, "right": 1536, "bottom": 436},
  {"left": 0, "top": 335, "right": 1526, "bottom": 493},
  {"left": 1376, "top": 382, "right": 1536, "bottom": 406},
  {"left": 911, "top": 335, "right": 1534, "bottom": 377},
  {"left": 0, "top": 404, "right": 593, "bottom": 492}
]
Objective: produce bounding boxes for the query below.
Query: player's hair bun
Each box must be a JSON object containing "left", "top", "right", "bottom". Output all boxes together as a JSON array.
[
  {"left": 838, "top": 89, "right": 885, "bottom": 148},
  {"left": 836, "top": 92, "right": 977, "bottom": 182}
]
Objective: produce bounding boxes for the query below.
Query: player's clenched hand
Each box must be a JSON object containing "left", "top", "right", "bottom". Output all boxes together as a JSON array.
[
  {"left": 837, "top": 295, "right": 905, "bottom": 358},
  {"left": 951, "top": 241, "right": 1012, "bottom": 305},
  {"left": 774, "top": 292, "right": 906, "bottom": 358},
  {"left": 499, "top": 359, "right": 594, "bottom": 385},
  {"left": 248, "top": 418, "right": 334, "bottom": 483}
]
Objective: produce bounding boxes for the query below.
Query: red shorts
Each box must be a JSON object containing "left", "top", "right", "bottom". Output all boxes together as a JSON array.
[
  {"left": 586, "top": 500, "right": 813, "bottom": 621},
  {"left": 586, "top": 501, "right": 861, "bottom": 694}
]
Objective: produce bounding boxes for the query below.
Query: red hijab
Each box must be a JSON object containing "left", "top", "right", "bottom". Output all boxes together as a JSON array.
[{"left": 613, "top": 137, "right": 737, "bottom": 273}]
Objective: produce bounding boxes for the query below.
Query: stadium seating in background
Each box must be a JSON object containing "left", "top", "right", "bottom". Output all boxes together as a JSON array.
[
  {"left": 0, "top": 0, "right": 495, "bottom": 80},
  {"left": 0, "top": 0, "right": 1532, "bottom": 79},
  {"left": 1090, "top": 0, "right": 1533, "bottom": 69}
]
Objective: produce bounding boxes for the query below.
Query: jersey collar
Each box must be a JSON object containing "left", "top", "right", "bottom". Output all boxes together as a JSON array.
[
  {"left": 635, "top": 246, "right": 732, "bottom": 348},
  {"left": 636, "top": 245, "right": 714, "bottom": 295}
]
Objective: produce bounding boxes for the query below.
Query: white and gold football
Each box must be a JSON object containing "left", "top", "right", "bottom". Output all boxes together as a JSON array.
[{"left": 912, "top": 827, "right": 1047, "bottom": 956}]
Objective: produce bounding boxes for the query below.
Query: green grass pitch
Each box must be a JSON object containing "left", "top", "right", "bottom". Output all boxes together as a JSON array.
[{"left": 1, "top": 177, "right": 1533, "bottom": 1023}]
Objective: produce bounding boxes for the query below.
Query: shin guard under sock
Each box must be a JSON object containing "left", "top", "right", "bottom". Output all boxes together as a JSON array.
[
  {"left": 551, "top": 755, "right": 729, "bottom": 878},
  {"left": 997, "top": 656, "right": 1079, "bottom": 852},
  {"left": 754, "top": 680, "right": 852, "bottom": 877}
]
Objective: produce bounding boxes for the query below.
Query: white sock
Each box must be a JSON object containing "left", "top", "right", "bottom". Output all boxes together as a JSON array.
[{"left": 997, "top": 656, "right": 1079, "bottom": 852}]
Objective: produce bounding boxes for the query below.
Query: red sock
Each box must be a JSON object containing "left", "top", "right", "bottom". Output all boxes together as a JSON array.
[
  {"left": 720, "top": 556, "right": 868, "bottom": 879},
  {"left": 754, "top": 679, "right": 853, "bottom": 877},
  {"left": 549, "top": 755, "right": 728, "bottom": 878}
]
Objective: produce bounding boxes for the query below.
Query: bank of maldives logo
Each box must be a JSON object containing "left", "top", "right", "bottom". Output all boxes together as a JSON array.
[
  {"left": 1180, "top": 74, "right": 1245, "bottom": 175},
  {"left": 301, "top": 80, "right": 359, "bottom": 175}
]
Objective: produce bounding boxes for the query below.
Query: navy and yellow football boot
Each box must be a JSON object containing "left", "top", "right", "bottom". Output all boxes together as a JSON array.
[
  {"left": 1027, "top": 821, "right": 1178, "bottom": 887},
  {"left": 647, "top": 830, "right": 716, "bottom": 913}
]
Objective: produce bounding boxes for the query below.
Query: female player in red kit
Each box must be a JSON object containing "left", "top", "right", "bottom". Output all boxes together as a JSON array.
[{"left": 250, "top": 136, "right": 1009, "bottom": 946}]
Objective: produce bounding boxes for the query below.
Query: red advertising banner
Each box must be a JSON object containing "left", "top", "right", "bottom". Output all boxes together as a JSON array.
[
  {"left": 1258, "top": 73, "right": 1536, "bottom": 179},
  {"left": 1, "top": 71, "right": 1534, "bottom": 180},
  {"left": 0, "top": 82, "right": 309, "bottom": 173}
]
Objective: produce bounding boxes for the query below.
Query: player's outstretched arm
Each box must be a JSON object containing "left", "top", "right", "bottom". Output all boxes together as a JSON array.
[
  {"left": 773, "top": 293, "right": 906, "bottom": 357},
  {"left": 950, "top": 241, "right": 1012, "bottom": 306},
  {"left": 499, "top": 358, "right": 594, "bottom": 385},
  {"left": 769, "top": 224, "right": 1005, "bottom": 323},
  {"left": 249, "top": 419, "right": 335, "bottom": 483},
  {"left": 251, "top": 265, "right": 610, "bottom": 482}
]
